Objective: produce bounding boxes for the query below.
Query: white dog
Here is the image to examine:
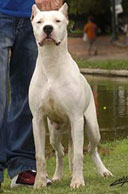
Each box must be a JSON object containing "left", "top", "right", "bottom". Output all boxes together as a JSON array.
[{"left": 29, "top": 3, "right": 112, "bottom": 189}]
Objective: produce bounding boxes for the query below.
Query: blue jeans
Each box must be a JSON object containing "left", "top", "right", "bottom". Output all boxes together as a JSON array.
[{"left": 0, "top": 13, "right": 38, "bottom": 182}]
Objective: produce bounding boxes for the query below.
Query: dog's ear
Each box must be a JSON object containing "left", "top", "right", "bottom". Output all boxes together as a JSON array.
[
  {"left": 59, "top": 3, "right": 68, "bottom": 18},
  {"left": 31, "top": 4, "right": 40, "bottom": 21}
]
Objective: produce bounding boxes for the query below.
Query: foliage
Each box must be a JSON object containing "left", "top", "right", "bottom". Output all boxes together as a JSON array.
[
  {"left": 65, "top": 0, "right": 111, "bottom": 33},
  {"left": 122, "top": 0, "right": 128, "bottom": 17},
  {"left": 64, "top": 0, "right": 109, "bottom": 16},
  {"left": 64, "top": 0, "right": 128, "bottom": 33},
  {"left": 66, "top": 0, "right": 110, "bottom": 16},
  {"left": 65, "top": 0, "right": 127, "bottom": 17}
]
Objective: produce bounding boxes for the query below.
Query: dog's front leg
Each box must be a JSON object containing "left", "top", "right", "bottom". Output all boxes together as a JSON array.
[
  {"left": 70, "top": 116, "right": 85, "bottom": 188},
  {"left": 32, "top": 113, "right": 47, "bottom": 189}
]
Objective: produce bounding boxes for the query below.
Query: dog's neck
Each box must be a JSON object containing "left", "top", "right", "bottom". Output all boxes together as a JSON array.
[{"left": 37, "top": 35, "right": 69, "bottom": 79}]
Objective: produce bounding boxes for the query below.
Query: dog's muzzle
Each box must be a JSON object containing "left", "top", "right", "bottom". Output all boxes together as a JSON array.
[
  {"left": 38, "top": 25, "right": 61, "bottom": 46},
  {"left": 43, "top": 25, "right": 53, "bottom": 37}
]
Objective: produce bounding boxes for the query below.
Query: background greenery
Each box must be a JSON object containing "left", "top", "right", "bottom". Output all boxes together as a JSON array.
[
  {"left": 65, "top": 0, "right": 128, "bottom": 34},
  {"left": 77, "top": 59, "right": 128, "bottom": 70}
]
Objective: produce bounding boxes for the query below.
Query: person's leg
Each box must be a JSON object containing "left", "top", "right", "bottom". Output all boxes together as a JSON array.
[
  {"left": 88, "top": 39, "right": 97, "bottom": 56},
  {"left": 7, "top": 18, "right": 38, "bottom": 179},
  {"left": 92, "top": 39, "right": 98, "bottom": 55},
  {"left": 126, "top": 35, "right": 128, "bottom": 45},
  {"left": 87, "top": 39, "right": 92, "bottom": 55},
  {"left": 0, "top": 13, "right": 16, "bottom": 183}
]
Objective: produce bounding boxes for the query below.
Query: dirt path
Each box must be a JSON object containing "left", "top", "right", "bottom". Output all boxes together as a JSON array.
[{"left": 68, "top": 36, "right": 128, "bottom": 61}]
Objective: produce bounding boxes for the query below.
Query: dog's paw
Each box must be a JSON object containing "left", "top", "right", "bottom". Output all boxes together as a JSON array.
[
  {"left": 100, "top": 169, "right": 113, "bottom": 177},
  {"left": 70, "top": 177, "right": 85, "bottom": 189},
  {"left": 34, "top": 181, "right": 47, "bottom": 189},
  {"left": 52, "top": 174, "right": 62, "bottom": 182},
  {"left": 34, "top": 178, "right": 47, "bottom": 189}
]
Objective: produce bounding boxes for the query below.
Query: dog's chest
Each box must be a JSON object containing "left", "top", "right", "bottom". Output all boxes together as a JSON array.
[{"left": 42, "top": 88, "right": 68, "bottom": 123}]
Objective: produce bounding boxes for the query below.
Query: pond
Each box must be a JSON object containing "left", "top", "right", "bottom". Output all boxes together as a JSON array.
[{"left": 86, "top": 74, "right": 128, "bottom": 142}]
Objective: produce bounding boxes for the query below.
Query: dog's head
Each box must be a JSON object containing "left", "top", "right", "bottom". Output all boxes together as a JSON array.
[{"left": 31, "top": 3, "right": 69, "bottom": 47}]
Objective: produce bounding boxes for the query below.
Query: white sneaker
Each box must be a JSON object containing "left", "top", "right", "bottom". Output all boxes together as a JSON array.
[{"left": 11, "top": 170, "right": 52, "bottom": 188}]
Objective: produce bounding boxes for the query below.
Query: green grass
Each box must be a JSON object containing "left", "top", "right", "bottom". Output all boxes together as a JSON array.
[
  {"left": 1, "top": 138, "right": 128, "bottom": 194},
  {"left": 77, "top": 59, "right": 128, "bottom": 70}
]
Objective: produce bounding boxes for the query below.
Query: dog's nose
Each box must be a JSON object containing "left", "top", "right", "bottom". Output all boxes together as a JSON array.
[{"left": 43, "top": 25, "right": 53, "bottom": 36}]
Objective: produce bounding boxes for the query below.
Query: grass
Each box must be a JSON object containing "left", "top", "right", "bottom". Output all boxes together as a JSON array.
[
  {"left": 1, "top": 138, "right": 128, "bottom": 194},
  {"left": 76, "top": 59, "right": 128, "bottom": 70},
  {"left": 69, "top": 30, "right": 83, "bottom": 37}
]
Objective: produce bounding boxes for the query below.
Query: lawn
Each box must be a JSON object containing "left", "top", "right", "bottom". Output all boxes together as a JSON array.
[
  {"left": 77, "top": 59, "right": 128, "bottom": 70},
  {"left": 1, "top": 138, "right": 128, "bottom": 194}
]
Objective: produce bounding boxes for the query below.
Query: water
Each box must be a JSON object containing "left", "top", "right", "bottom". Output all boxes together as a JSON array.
[{"left": 86, "top": 75, "right": 128, "bottom": 142}]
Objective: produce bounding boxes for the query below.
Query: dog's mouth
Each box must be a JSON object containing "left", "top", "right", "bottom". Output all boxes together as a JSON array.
[{"left": 38, "top": 36, "right": 61, "bottom": 47}]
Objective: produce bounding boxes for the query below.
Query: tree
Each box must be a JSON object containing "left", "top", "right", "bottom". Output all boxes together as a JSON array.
[
  {"left": 65, "top": 0, "right": 111, "bottom": 33},
  {"left": 65, "top": 0, "right": 110, "bottom": 16},
  {"left": 64, "top": 0, "right": 128, "bottom": 33},
  {"left": 122, "top": 0, "right": 128, "bottom": 17}
]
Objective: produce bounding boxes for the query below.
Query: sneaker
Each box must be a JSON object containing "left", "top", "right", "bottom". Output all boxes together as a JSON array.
[{"left": 11, "top": 170, "right": 52, "bottom": 188}]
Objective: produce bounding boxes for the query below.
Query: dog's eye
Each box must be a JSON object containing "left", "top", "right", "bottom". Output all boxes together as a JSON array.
[
  {"left": 37, "top": 21, "right": 42, "bottom": 24},
  {"left": 56, "top": 20, "right": 61, "bottom": 23}
]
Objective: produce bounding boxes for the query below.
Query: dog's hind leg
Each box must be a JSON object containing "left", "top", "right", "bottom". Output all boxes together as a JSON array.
[
  {"left": 48, "top": 120, "right": 64, "bottom": 181},
  {"left": 68, "top": 131, "right": 73, "bottom": 175},
  {"left": 84, "top": 96, "right": 113, "bottom": 177}
]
